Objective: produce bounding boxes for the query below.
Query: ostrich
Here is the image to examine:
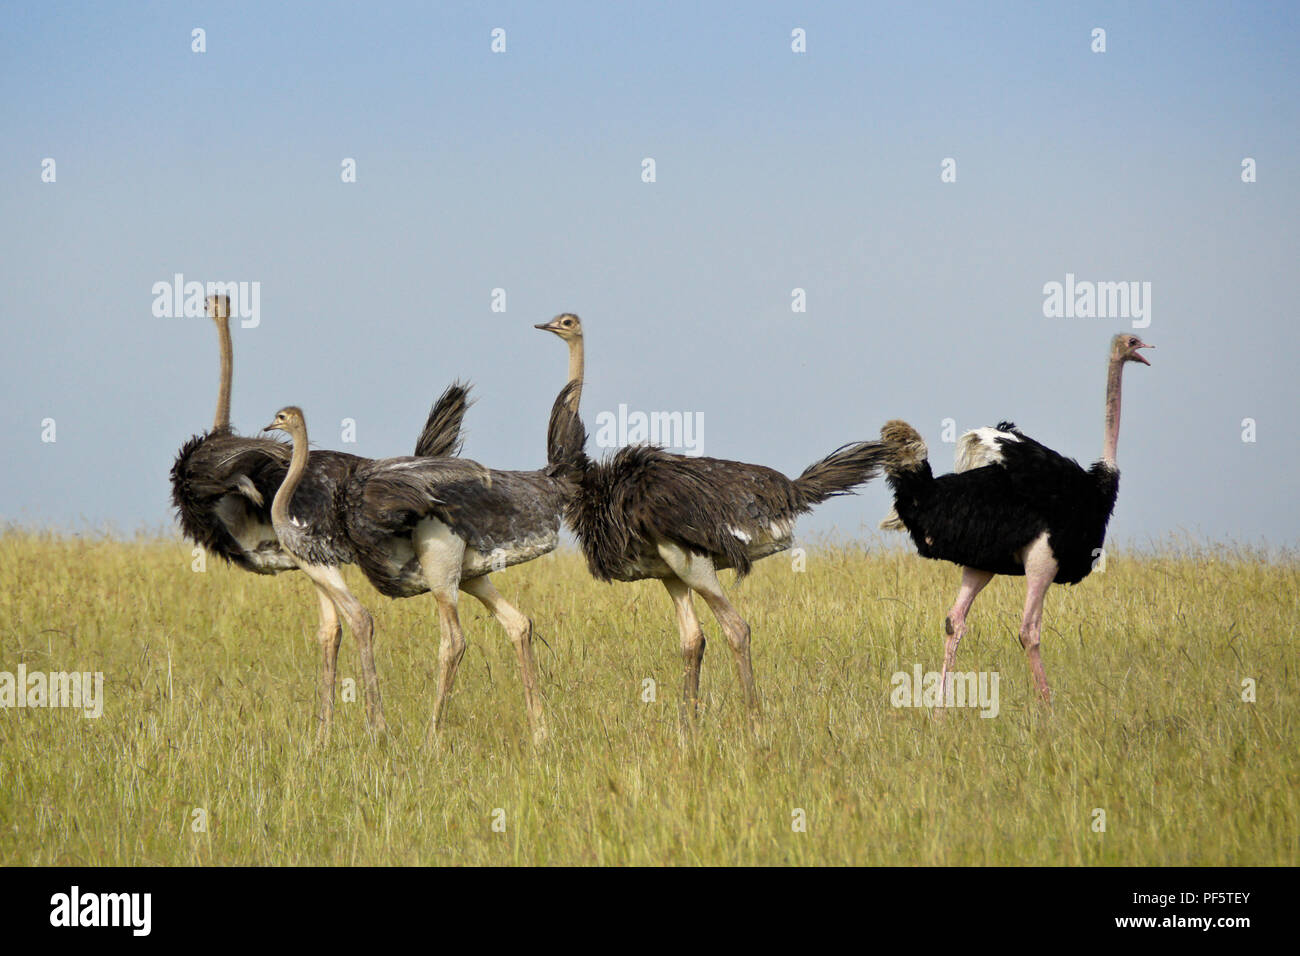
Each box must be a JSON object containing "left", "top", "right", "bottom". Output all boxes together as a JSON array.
[
  {"left": 170, "top": 294, "right": 470, "bottom": 739},
  {"left": 878, "top": 332, "right": 1153, "bottom": 703},
  {"left": 265, "top": 317, "right": 588, "bottom": 744},
  {"left": 267, "top": 388, "right": 584, "bottom": 744},
  {"left": 539, "top": 317, "right": 888, "bottom": 726}
]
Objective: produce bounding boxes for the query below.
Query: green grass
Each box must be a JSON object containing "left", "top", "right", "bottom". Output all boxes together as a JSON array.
[{"left": 0, "top": 530, "right": 1295, "bottom": 865}]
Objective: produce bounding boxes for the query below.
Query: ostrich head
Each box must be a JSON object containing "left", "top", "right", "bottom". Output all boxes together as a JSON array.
[
  {"left": 264, "top": 406, "right": 306, "bottom": 437},
  {"left": 534, "top": 312, "right": 583, "bottom": 342},
  {"left": 205, "top": 294, "right": 231, "bottom": 323},
  {"left": 1111, "top": 332, "right": 1154, "bottom": 366}
]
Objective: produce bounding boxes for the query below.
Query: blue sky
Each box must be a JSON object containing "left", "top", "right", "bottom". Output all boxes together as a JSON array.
[{"left": 2, "top": 2, "right": 1297, "bottom": 547}]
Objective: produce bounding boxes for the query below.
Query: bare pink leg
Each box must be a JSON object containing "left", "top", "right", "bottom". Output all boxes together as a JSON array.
[
  {"left": 1019, "top": 536, "right": 1058, "bottom": 703},
  {"left": 939, "top": 567, "right": 994, "bottom": 707}
]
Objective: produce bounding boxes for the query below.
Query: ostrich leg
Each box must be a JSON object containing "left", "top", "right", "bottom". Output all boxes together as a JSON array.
[
  {"left": 427, "top": 590, "right": 467, "bottom": 742},
  {"left": 664, "top": 577, "right": 706, "bottom": 716},
  {"left": 312, "top": 586, "right": 344, "bottom": 743},
  {"left": 416, "top": 525, "right": 469, "bottom": 742},
  {"left": 303, "top": 565, "right": 386, "bottom": 734},
  {"left": 939, "top": 567, "right": 994, "bottom": 708},
  {"left": 657, "top": 543, "right": 761, "bottom": 729},
  {"left": 461, "top": 575, "right": 548, "bottom": 743},
  {"left": 1019, "top": 537, "right": 1058, "bottom": 703}
]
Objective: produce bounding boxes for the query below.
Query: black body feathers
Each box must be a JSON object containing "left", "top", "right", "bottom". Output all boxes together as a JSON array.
[{"left": 885, "top": 422, "right": 1119, "bottom": 585}]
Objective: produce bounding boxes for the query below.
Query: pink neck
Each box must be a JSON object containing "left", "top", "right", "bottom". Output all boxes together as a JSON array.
[{"left": 1102, "top": 355, "right": 1124, "bottom": 467}]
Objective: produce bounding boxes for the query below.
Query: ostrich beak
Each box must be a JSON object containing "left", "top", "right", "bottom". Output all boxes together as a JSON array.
[
  {"left": 263, "top": 421, "right": 280, "bottom": 432},
  {"left": 534, "top": 321, "right": 559, "bottom": 333},
  {"left": 1134, "top": 344, "right": 1154, "bottom": 365}
]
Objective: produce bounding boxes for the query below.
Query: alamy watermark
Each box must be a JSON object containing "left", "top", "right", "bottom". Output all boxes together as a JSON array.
[
  {"left": 0, "top": 665, "right": 103, "bottom": 718},
  {"left": 1042, "top": 273, "right": 1150, "bottom": 329},
  {"left": 50, "top": 886, "right": 150, "bottom": 936},
  {"left": 594, "top": 404, "right": 704, "bottom": 455},
  {"left": 891, "top": 664, "right": 999, "bottom": 717},
  {"left": 152, "top": 274, "right": 261, "bottom": 327}
]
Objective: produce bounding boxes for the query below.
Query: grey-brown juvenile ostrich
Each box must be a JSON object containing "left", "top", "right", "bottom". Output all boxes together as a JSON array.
[
  {"left": 540, "top": 318, "right": 888, "bottom": 726},
  {"left": 267, "top": 390, "right": 583, "bottom": 744},
  {"left": 265, "top": 319, "right": 587, "bottom": 743},
  {"left": 170, "top": 294, "right": 469, "bottom": 739},
  {"left": 879, "top": 332, "right": 1153, "bottom": 703}
]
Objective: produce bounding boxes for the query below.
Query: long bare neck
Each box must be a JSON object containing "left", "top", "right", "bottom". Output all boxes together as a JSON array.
[
  {"left": 566, "top": 336, "right": 585, "bottom": 411},
  {"left": 213, "top": 318, "right": 233, "bottom": 431},
  {"left": 1102, "top": 353, "right": 1125, "bottom": 468},
  {"left": 271, "top": 426, "right": 310, "bottom": 529}
]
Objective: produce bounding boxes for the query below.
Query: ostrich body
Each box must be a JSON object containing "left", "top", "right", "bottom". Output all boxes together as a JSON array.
[
  {"left": 267, "top": 317, "right": 588, "bottom": 744},
  {"left": 540, "top": 316, "right": 888, "bottom": 725},
  {"left": 169, "top": 294, "right": 470, "bottom": 739},
  {"left": 268, "top": 388, "right": 582, "bottom": 744},
  {"left": 879, "top": 332, "right": 1153, "bottom": 702}
]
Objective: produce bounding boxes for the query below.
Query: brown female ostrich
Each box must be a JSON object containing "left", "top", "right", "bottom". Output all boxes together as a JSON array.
[
  {"left": 879, "top": 332, "right": 1153, "bottom": 703},
  {"left": 539, "top": 317, "right": 888, "bottom": 727},
  {"left": 170, "top": 294, "right": 470, "bottom": 740}
]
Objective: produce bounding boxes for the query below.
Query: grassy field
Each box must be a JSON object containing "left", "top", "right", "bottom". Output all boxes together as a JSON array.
[{"left": 0, "top": 530, "right": 1295, "bottom": 866}]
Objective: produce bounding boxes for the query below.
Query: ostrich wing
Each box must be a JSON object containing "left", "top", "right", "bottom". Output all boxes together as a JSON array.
[
  {"left": 435, "top": 469, "right": 568, "bottom": 554},
  {"left": 345, "top": 457, "right": 566, "bottom": 549},
  {"left": 173, "top": 433, "right": 289, "bottom": 506},
  {"left": 171, "top": 434, "right": 292, "bottom": 567},
  {"left": 343, "top": 458, "right": 568, "bottom": 598},
  {"left": 955, "top": 424, "right": 1023, "bottom": 472},
  {"left": 609, "top": 446, "right": 803, "bottom": 575},
  {"left": 977, "top": 424, "right": 1104, "bottom": 514}
]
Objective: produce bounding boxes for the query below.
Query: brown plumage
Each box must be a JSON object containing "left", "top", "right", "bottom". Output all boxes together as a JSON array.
[
  {"left": 169, "top": 295, "right": 473, "bottom": 742},
  {"left": 264, "top": 317, "right": 589, "bottom": 745},
  {"left": 540, "top": 316, "right": 888, "bottom": 729},
  {"left": 561, "top": 438, "right": 887, "bottom": 582}
]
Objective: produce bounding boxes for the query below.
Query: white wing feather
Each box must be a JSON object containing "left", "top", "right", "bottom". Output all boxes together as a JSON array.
[{"left": 954, "top": 426, "right": 1019, "bottom": 473}]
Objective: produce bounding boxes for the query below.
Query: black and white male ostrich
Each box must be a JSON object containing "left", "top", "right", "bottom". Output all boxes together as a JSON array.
[
  {"left": 879, "top": 332, "right": 1153, "bottom": 703},
  {"left": 539, "top": 316, "right": 888, "bottom": 726},
  {"left": 170, "top": 294, "right": 469, "bottom": 739},
  {"left": 264, "top": 319, "right": 588, "bottom": 743}
]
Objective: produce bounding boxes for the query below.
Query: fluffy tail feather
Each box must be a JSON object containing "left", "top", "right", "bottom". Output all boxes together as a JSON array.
[
  {"left": 792, "top": 440, "right": 888, "bottom": 507},
  {"left": 413, "top": 382, "right": 472, "bottom": 458}
]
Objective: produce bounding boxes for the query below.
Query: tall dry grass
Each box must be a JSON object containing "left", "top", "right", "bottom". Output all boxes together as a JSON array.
[{"left": 0, "top": 531, "right": 1295, "bottom": 865}]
